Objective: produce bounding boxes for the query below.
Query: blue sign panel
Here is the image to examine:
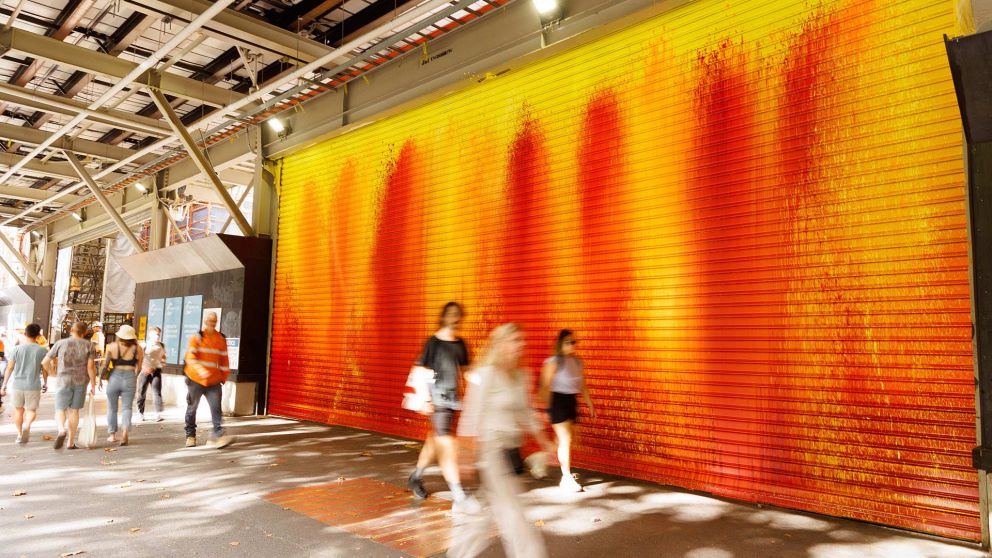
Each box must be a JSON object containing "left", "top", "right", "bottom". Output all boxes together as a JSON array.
[
  {"left": 147, "top": 298, "right": 164, "bottom": 334},
  {"left": 179, "top": 295, "right": 203, "bottom": 365},
  {"left": 162, "top": 297, "right": 183, "bottom": 364}
]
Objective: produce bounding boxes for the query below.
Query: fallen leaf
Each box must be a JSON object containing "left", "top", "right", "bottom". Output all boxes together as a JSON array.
[
  {"left": 160, "top": 494, "right": 171, "bottom": 499},
  {"left": 265, "top": 533, "right": 272, "bottom": 538},
  {"left": 268, "top": 463, "right": 279, "bottom": 467},
  {"left": 11, "top": 491, "right": 26, "bottom": 496},
  {"left": 359, "top": 451, "right": 373, "bottom": 457},
  {"left": 100, "top": 460, "right": 117, "bottom": 466},
  {"left": 136, "top": 479, "right": 146, "bottom": 483},
  {"left": 230, "top": 542, "right": 240, "bottom": 547},
  {"left": 534, "top": 520, "right": 545, "bottom": 528},
  {"left": 106, "top": 520, "right": 114, "bottom": 524},
  {"left": 42, "top": 435, "right": 53, "bottom": 441},
  {"left": 103, "top": 448, "right": 117, "bottom": 453},
  {"left": 118, "top": 482, "right": 132, "bottom": 488},
  {"left": 403, "top": 443, "right": 420, "bottom": 450},
  {"left": 128, "top": 528, "right": 141, "bottom": 534},
  {"left": 60, "top": 552, "right": 85, "bottom": 557},
  {"left": 24, "top": 514, "right": 34, "bottom": 519}
]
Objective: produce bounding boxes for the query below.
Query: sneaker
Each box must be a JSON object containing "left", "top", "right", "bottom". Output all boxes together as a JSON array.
[
  {"left": 185, "top": 436, "right": 196, "bottom": 448},
  {"left": 54, "top": 431, "right": 66, "bottom": 450},
  {"left": 15, "top": 434, "right": 23, "bottom": 444},
  {"left": 559, "top": 475, "right": 583, "bottom": 493},
  {"left": 408, "top": 474, "right": 428, "bottom": 500},
  {"left": 139, "top": 413, "right": 146, "bottom": 422},
  {"left": 207, "top": 435, "right": 234, "bottom": 449},
  {"left": 154, "top": 414, "right": 164, "bottom": 423},
  {"left": 451, "top": 495, "right": 482, "bottom": 515}
]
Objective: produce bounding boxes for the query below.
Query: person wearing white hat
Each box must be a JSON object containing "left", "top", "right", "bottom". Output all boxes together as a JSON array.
[
  {"left": 99, "top": 324, "right": 143, "bottom": 446},
  {"left": 90, "top": 321, "right": 106, "bottom": 357}
]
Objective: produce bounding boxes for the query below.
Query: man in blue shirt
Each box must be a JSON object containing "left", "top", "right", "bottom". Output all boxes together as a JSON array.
[{"left": 1, "top": 323, "right": 48, "bottom": 443}]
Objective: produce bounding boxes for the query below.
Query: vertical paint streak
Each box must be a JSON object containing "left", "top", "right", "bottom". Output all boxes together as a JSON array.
[
  {"left": 691, "top": 39, "right": 766, "bottom": 486},
  {"left": 357, "top": 141, "right": 427, "bottom": 423},
  {"left": 327, "top": 160, "right": 361, "bottom": 422},
  {"left": 497, "top": 114, "right": 555, "bottom": 371}
]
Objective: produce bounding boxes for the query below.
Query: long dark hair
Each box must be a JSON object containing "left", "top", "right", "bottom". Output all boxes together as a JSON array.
[
  {"left": 438, "top": 301, "right": 464, "bottom": 327},
  {"left": 554, "top": 329, "right": 574, "bottom": 357}
]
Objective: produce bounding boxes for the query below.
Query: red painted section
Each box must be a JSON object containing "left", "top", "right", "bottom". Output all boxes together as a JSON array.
[
  {"left": 496, "top": 114, "right": 556, "bottom": 371},
  {"left": 354, "top": 141, "right": 428, "bottom": 428}
]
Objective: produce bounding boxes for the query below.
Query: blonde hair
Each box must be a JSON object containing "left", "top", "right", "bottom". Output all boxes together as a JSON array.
[{"left": 478, "top": 323, "right": 522, "bottom": 369}]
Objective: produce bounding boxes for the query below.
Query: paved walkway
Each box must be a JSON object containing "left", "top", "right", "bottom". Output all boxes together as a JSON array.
[{"left": 0, "top": 393, "right": 986, "bottom": 558}]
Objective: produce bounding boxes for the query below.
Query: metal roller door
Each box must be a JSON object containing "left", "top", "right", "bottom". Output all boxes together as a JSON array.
[{"left": 270, "top": 0, "right": 979, "bottom": 540}]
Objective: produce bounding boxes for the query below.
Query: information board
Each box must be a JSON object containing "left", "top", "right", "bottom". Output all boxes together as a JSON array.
[
  {"left": 162, "top": 297, "right": 183, "bottom": 364},
  {"left": 147, "top": 298, "right": 164, "bottom": 333},
  {"left": 179, "top": 295, "right": 203, "bottom": 364}
]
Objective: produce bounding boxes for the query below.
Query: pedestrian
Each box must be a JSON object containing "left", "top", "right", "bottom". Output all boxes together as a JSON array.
[
  {"left": 90, "top": 321, "right": 105, "bottom": 357},
  {"left": 42, "top": 321, "right": 97, "bottom": 450},
  {"left": 449, "top": 323, "right": 555, "bottom": 558},
  {"left": 539, "top": 329, "right": 596, "bottom": 492},
  {"left": 100, "top": 325, "right": 143, "bottom": 446},
  {"left": 408, "top": 302, "right": 476, "bottom": 513},
  {"left": 183, "top": 312, "right": 233, "bottom": 448},
  {"left": 137, "top": 326, "right": 165, "bottom": 422},
  {"left": 1, "top": 323, "right": 48, "bottom": 443}
]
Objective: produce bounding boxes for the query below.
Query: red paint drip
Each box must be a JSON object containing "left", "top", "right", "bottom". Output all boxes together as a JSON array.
[
  {"left": 496, "top": 114, "right": 555, "bottom": 370},
  {"left": 358, "top": 141, "right": 426, "bottom": 411},
  {"left": 577, "top": 89, "right": 634, "bottom": 357}
]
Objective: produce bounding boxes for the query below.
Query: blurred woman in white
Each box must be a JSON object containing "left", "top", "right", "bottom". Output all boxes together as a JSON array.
[{"left": 449, "top": 323, "right": 554, "bottom": 558}]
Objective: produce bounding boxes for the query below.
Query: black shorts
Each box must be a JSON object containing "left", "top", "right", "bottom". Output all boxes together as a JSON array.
[
  {"left": 431, "top": 407, "right": 457, "bottom": 436},
  {"left": 548, "top": 392, "right": 578, "bottom": 424}
]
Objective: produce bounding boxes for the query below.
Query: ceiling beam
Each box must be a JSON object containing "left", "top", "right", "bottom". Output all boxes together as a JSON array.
[
  {"left": 0, "top": 184, "right": 83, "bottom": 204},
  {"left": 123, "top": 0, "right": 345, "bottom": 65},
  {"left": 0, "top": 82, "right": 172, "bottom": 136},
  {"left": 0, "top": 121, "right": 157, "bottom": 164},
  {"left": 65, "top": 151, "right": 144, "bottom": 252},
  {"left": 0, "top": 26, "right": 246, "bottom": 108},
  {"left": 0, "top": 152, "right": 127, "bottom": 183}
]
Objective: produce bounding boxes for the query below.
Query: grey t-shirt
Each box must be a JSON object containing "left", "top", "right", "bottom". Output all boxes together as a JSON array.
[
  {"left": 46, "top": 337, "right": 95, "bottom": 387},
  {"left": 8, "top": 343, "right": 47, "bottom": 391}
]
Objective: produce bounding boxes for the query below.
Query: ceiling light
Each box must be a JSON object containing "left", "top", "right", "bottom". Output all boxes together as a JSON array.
[
  {"left": 533, "top": 0, "right": 559, "bottom": 16},
  {"left": 267, "top": 117, "right": 286, "bottom": 134},
  {"left": 135, "top": 182, "right": 148, "bottom": 194},
  {"left": 70, "top": 211, "right": 83, "bottom": 222}
]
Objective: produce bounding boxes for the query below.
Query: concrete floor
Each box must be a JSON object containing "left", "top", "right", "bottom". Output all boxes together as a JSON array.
[{"left": 0, "top": 393, "right": 986, "bottom": 558}]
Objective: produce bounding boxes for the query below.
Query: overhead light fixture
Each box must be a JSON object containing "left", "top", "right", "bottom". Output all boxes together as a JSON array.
[
  {"left": 70, "top": 211, "right": 83, "bottom": 222},
  {"left": 267, "top": 117, "right": 289, "bottom": 138},
  {"left": 533, "top": 0, "right": 558, "bottom": 14},
  {"left": 134, "top": 182, "right": 148, "bottom": 194}
]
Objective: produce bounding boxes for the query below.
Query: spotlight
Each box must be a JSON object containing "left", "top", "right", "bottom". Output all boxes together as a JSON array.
[
  {"left": 267, "top": 117, "right": 289, "bottom": 138},
  {"left": 134, "top": 182, "right": 148, "bottom": 194},
  {"left": 533, "top": 0, "right": 558, "bottom": 14},
  {"left": 70, "top": 211, "right": 83, "bottom": 222}
]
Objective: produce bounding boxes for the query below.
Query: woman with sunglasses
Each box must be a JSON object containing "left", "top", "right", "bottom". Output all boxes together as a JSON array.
[{"left": 539, "top": 329, "right": 596, "bottom": 492}]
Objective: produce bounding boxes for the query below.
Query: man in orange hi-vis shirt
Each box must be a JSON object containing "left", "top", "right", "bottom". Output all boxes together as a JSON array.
[{"left": 183, "top": 312, "right": 233, "bottom": 449}]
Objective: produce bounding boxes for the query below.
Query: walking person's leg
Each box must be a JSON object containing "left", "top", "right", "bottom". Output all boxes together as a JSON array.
[
  {"left": 409, "top": 431, "right": 436, "bottom": 498},
  {"left": 106, "top": 374, "right": 122, "bottom": 441},
  {"left": 54, "top": 386, "right": 71, "bottom": 449},
  {"left": 552, "top": 421, "right": 573, "bottom": 478},
  {"left": 120, "top": 378, "right": 136, "bottom": 445},
  {"left": 22, "top": 391, "right": 39, "bottom": 440},
  {"left": 13, "top": 405, "right": 24, "bottom": 438},
  {"left": 185, "top": 378, "right": 202, "bottom": 446},
  {"left": 479, "top": 444, "right": 547, "bottom": 558},
  {"left": 136, "top": 372, "right": 150, "bottom": 419},
  {"left": 204, "top": 383, "right": 227, "bottom": 444},
  {"left": 66, "top": 385, "right": 85, "bottom": 448},
  {"left": 152, "top": 370, "right": 163, "bottom": 420}
]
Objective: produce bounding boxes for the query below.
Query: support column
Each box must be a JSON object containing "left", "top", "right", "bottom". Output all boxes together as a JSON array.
[
  {"left": 64, "top": 151, "right": 145, "bottom": 253},
  {"left": 149, "top": 87, "right": 254, "bottom": 237},
  {"left": 41, "top": 235, "right": 57, "bottom": 287},
  {"left": 149, "top": 173, "right": 169, "bottom": 250},
  {"left": 252, "top": 128, "right": 275, "bottom": 237}
]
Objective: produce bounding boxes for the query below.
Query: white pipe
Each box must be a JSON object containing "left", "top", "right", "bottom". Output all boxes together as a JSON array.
[
  {"left": 7, "top": 0, "right": 458, "bottom": 229},
  {"left": 0, "top": 0, "right": 237, "bottom": 185}
]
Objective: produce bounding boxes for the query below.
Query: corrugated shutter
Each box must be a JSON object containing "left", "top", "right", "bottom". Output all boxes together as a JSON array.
[{"left": 270, "top": 0, "right": 979, "bottom": 540}]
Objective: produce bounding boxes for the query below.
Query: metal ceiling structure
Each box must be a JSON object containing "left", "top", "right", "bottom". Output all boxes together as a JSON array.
[{"left": 0, "top": 0, "right": 512, "bottom": 242}]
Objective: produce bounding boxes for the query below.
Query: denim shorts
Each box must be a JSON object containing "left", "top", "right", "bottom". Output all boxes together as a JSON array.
[{"left": 55, "top": 384, "right": 87, "bottom": 410}]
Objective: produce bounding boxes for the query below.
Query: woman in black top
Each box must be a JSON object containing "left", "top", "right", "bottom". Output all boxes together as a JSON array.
[{"left": 407, "top": 302, "right": 476, "bottom": 513}]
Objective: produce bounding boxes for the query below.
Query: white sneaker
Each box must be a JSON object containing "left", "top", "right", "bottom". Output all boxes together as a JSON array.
[
  {"left": 139, "top": 413, "right": 146, "bottom": 422},
  {"left": 451, "top": 495, "right": 482, "bottom": 515},
  {"left": 559, "top": 475, "right": 583, "bottom": 493},
  {"left": 154, "top": 414, "right": 163, "bottom": 422}
]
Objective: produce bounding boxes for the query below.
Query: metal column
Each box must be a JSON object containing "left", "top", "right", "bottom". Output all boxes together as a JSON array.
[{"left": 0, "top": 231, "right": 40, "bottom": 284}]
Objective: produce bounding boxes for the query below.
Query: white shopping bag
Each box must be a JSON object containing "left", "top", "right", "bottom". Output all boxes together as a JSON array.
[
  {"left": 78, "top": 394, "right": 97, "bottom": 449},
  {"left": 401, "top": 367, "right": 434, "bottom": 412}
]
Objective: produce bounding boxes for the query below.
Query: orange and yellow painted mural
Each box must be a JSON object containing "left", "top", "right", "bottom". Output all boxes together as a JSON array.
[{"left": 270, "top": 0, "right": 978, "bottom": 540}]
